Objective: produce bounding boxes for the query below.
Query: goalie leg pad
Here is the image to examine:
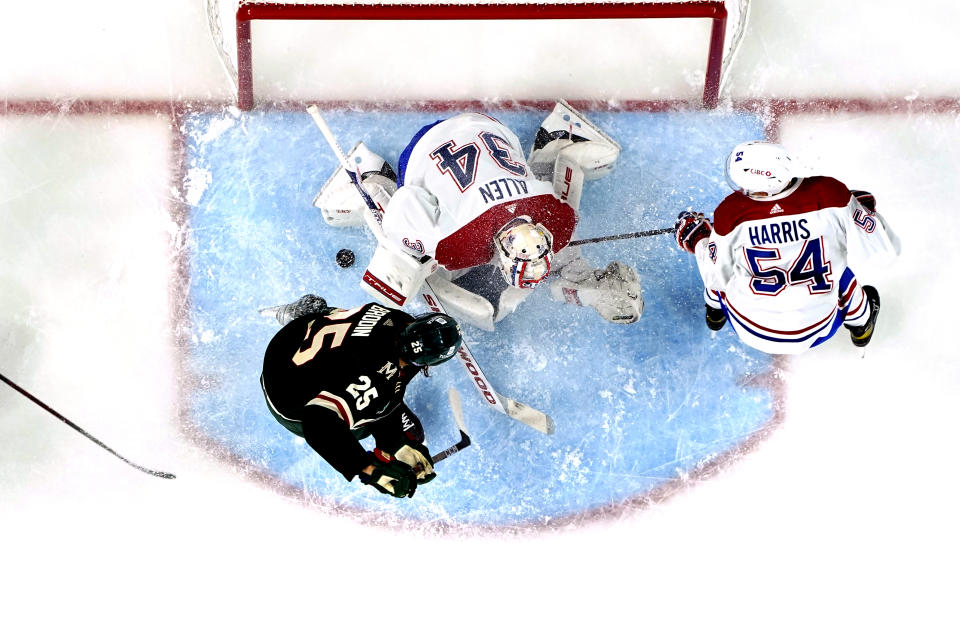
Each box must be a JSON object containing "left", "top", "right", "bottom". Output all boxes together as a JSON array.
[
  {"left": 314, "top": 141, "right": 397, "bottom": 227},
  {"left": 493, "top": 285, "right": 533, "bottom": 323},
  {"left": 426, "top": 270, "right": 496, "bottom": 332},
  {"left": 552, "top": 152, "right": 586, "bottom": 211},
  {"left": 550, "top": 258, "right": 644, "bottom": 324},
  {"left": 528, "top": 99, "right": 622, "bottom": 181}
]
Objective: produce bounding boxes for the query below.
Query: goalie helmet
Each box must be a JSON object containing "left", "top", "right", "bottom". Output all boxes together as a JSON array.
[
  {"left": 724, "top": 141, "right": 797, "bottom": 199},
  {"left": 398, "top": 313, "right": 463, "bottom": 367},
  {"left": 494, "top": 218, "right": 554, "bottom": 289}
]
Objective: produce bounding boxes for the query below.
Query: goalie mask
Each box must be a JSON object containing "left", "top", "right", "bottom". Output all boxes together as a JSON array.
[
  {"left": 494, "top": 218, "right": 554, "bottom": 289},
  {"left": 398, "top": 313, "right": 463, "bottom": 367},
  {"left": 724, "top": 141, "right": 798, "bottom": 199}
]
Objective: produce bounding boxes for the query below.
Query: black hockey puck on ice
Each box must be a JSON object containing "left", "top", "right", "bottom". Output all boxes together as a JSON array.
[{"left": 336, "top": 249, "right": 355, "bottom": 268}]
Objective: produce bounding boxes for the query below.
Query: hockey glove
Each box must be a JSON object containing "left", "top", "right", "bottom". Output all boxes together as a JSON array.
[
  {"left": 391, "top": 442, "right": 436, "bottom": 484},
  {"left": 851, "top": 189, "right": 877, "bottom": 212},
  {"left": 358, "top": 449, "right": 419, "bottom": 498},
  {"left": 675, "top": 212, "right": 713, "bottom": 254}
]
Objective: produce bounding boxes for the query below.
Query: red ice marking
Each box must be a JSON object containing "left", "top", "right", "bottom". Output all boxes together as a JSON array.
[{"left": 12, "top": 95, "right": 944, "bottom": 531}]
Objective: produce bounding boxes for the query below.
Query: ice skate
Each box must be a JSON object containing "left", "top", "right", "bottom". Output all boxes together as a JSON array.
[
  {"left": 705, "top": 304, "right": 727, "bottom": 331},
  {"left": 845, "top": 285, "right": 880, "bottom": 348},
  {"left": 259, "top": 294, "right": 329, "bottom": 325}
]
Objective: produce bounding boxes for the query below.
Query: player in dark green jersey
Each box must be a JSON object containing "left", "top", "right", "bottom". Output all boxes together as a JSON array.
[{"left": 261, "top": 295, "right": 462, "bottom": 498}]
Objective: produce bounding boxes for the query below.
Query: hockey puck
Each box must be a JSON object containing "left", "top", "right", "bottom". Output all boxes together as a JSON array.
[{"left": 336, "top": 249, "right": 355, "bottom": 268}]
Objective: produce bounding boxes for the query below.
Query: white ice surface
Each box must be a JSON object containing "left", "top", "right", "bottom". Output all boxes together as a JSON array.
[{"left": 2, "top": 1, "right": 959, "bottom": 638}]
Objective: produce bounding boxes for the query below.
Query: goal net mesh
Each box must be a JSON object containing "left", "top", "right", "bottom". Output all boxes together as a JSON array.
[{"left": 204, "top": 0, "right": 751, "bottom": 109}]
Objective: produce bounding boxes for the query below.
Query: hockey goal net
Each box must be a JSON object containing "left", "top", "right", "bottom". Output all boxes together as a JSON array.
[{"left": 204, "top": 0, "right": 751, "bottom": 110}]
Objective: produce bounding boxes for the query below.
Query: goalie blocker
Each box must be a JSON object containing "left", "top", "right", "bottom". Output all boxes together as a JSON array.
[{"left": 314, "top": 141, "right": 397, "bottom": 227}]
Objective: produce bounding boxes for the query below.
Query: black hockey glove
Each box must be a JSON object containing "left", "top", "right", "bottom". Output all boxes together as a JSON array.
[
  {"left": 358, "top": 449, "right": 419, "bottom": 498},
  {"left": 851, "top": 189, "right": 877, "bottom": 212},
  {"left": 675, "top": 212, "right": 713, "bottom": 254}
]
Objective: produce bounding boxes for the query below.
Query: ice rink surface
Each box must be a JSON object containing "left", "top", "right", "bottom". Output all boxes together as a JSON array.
[
  {"left": 2, "top": 1, "right": 959, "bottom": 638},
  {"left": 185, "top": 107, "right": 775, "bottom": 526}
]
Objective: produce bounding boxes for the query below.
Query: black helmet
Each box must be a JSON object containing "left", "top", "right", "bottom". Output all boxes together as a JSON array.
[{"left": 398, "top": 313, "right": 463, "bottom": 367}]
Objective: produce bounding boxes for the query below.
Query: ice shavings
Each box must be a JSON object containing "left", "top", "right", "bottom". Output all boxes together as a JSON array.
[{"left": 183, "top": 166, "right": 212, "bottom": 206}]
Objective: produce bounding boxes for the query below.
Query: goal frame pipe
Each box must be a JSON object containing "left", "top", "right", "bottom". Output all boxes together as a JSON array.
[{"left": 235, "top": 2, "right": 727, "bottom": 111}]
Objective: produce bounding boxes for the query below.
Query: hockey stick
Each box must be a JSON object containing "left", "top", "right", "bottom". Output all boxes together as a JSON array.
[
  {"left": 0, "top": 372, "right": 176, "bottom": 479},
  {"left": 419, "top": 291, "right": 554, "bottom": 434},
  {"left": 567, "top": 226, "right": 674, "bottom": 246},
  {"left": 429, "top": 387, "right": 472, "bottom": 464},
  {"left": 306, "top": 105, "right": 555, "bottom": 435}
]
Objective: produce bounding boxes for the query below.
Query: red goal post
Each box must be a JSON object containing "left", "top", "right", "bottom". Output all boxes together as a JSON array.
[{"left": 205, "top": 1, "right": 749, "bottom": 110}]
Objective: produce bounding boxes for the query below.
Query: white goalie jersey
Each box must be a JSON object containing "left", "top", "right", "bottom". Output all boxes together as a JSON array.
[
  {"left": 359, "top": 112, "right": 578, "bottom": 307},
  {"left": 694, "top": 176, "right": 900, "bottom": 354}
]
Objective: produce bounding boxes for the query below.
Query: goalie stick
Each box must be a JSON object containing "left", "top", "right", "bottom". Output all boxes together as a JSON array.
[
  {"left": 0, "top": 371, "right": 176, "bottom": 479},
  {"left": 306, "top": 104, "right": 554, "bottom": 435}
]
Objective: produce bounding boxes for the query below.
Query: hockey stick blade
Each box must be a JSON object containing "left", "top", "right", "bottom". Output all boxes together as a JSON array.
[
  {"left": 497, "top": 393, "right": 555, "bottom": 435},
  {"left": 568, "top": 227, "right": 674, "bottom": 247},
  {"left": 429, "top": 388, "right": 472, "bottom": 464},
  {"left": 422, "top": 290, "right": 555, "bottom": 434}
]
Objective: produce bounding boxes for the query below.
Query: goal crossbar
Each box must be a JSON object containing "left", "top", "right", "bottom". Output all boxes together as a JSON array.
[{"left": 234, "top": 2, "right": 728, "bottom": 110}]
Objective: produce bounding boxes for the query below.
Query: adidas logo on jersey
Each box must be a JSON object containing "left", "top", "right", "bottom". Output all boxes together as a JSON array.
[{"left": 770, "top": 203, "right": 784, "bottom": 214}]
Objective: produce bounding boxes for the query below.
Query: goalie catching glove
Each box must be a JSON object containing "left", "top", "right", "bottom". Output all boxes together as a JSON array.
[
  {"left": 675, "top": 212, "right": 713, "bottom": 254},
  {"left": 358, "top": 443, "right": 435, "bottom": 499},
  {"left": 550, "top": 258, "right": 644, "bottom": 324}
]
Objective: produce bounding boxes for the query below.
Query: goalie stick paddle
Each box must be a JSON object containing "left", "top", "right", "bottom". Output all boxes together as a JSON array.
[
  {"left": 567, "top": 226, "right": 675, "bottom": 246},
  {"left": 0, "top": 372, "right": 176, "bottom": 479},
  {"left": 305, "top": 105, "right": 555, "bottom": 435}
]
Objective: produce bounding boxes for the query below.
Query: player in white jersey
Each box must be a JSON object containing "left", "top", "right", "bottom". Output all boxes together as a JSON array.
[
  {"left": 675, "top": 141, "right": 900, "bottom": 354},
  {"left": 315, "top": 101, "right": 644, "bottom": 330}
]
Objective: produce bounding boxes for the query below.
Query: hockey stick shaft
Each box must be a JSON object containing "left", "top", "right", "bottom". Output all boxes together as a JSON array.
[
  {"left": 420, "top": 291, "right": 554, "bottom": 434},
  {"left": 567, "top": 226, "right": 674, "bottom": 246},
  {"left": 306, "top": 105, "right": 554, "bottom": 435},
  {"left": 0, "top": 372, "right": 176, "bottom": 479},
  {"left": 430, "top": 431, "right": 470, "bottom": 464},
  {"left": 429, "top": 389, "right": 471, "bottom": 464},
  {"left": 306, "top": 104, "right": 386, "bottom": 238}
]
